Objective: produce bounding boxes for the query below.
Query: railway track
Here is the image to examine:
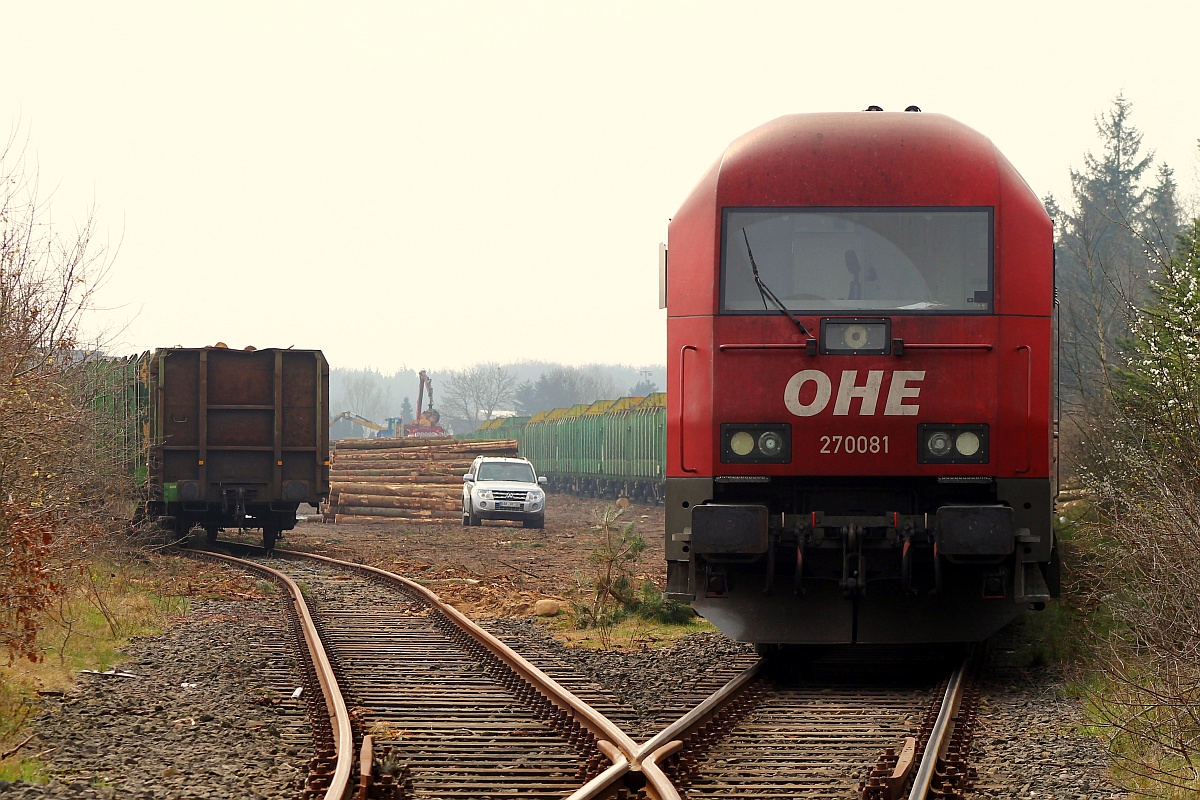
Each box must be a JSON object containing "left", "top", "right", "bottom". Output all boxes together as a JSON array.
[
  {"left": 186, "top": 544, "right": 982, "bottom": 800},
  {"left": 642, "top": 656, "right": 980, "bottom": 800}
]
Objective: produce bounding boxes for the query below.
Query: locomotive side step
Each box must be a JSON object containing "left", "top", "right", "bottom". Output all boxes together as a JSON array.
[{"left": 1016, "top": 561, "right": 1051, "bottom": 604}]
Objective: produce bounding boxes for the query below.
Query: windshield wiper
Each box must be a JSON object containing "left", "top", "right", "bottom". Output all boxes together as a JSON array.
[{"left": 742, "top": 229, "right": 810, "bottom": 336}]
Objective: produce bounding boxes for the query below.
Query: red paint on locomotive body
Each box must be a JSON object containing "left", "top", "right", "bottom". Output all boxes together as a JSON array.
[{"left": 664, "top": 111, "right": 1057, "bottom": 646}]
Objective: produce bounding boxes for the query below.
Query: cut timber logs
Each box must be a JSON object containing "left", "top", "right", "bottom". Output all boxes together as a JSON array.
[
  {"left": 333, "top": 483, "right": 461, "bottom": 498},
  {"left": 326, "top": 438, "right": 518, "bottom": 522},
  {"left": 329, "top": 472, "right": 464, "bottom": 483},
  {"left": 337, "top": 507, "right": 461, "bottom": 520}
]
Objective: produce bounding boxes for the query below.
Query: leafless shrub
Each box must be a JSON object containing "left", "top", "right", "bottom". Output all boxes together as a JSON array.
[
  {"left": 1073, "top": 465, "right": 1200, "bottom": 790},
  {"left": 1067, "top": 219, "right": 1200, "bottom": 789},
  {"left": 0, "top": 127, "right": 125, "bottom": 661}
]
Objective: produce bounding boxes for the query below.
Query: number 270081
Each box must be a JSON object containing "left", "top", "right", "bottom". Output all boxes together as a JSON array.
[{"left": 819, "top": 435, "right": 889, "bottom": 454}]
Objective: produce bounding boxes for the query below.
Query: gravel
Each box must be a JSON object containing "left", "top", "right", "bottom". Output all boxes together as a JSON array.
[
  {"left": 970, "top": 630, "right": 1127, "bottom": 800},
  {"left": 1, "top": 599, "right": 311, "bottom": 799},
  {"left": 485, "top": 618, "right": 757, "bottom": 735}
]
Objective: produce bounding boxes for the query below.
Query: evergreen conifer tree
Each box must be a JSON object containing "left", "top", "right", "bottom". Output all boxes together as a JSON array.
[
  {"left": 1051, "top": 94, "right": 1179, "bottom": 401},
  {"left": 1114, "top": 218, "right": 1200, "bottom": 471}
]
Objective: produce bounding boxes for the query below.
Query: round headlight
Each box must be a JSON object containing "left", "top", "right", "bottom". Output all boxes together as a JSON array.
[
  {"left": 926, "top": 431, "right": 953, "bottom": 457},
  {"left": 758, "top": 431, "right": 783, "bottom": 457},
  {"left": 843, "top": 324, "right": 870, "bottom": 349},
  {"left": 955, "top": 431, "right": 981, "bottom": 457},
  {"left": 730, "top": 431, "right": 755, "bottom": 456}
]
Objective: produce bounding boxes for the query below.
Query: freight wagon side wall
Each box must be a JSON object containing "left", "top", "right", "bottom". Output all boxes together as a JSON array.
[{"left": 148, "top": 347, "right": 328, "bottom": 507}]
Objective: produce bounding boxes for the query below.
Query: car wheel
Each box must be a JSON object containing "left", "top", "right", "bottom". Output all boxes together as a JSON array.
[
  {"left": 523, "top": 514, "right": 544, "bottom": 529},
  {"left": 462, "top": 500, "right": 470, "bottom": 526},
  {"left": 469, "top": 504, "right": 481, "bottom": 526}
]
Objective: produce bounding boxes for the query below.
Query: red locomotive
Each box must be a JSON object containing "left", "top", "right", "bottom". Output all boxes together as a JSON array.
[{"left": 662, "top": 109, "right": 1057, "bottom": 645}]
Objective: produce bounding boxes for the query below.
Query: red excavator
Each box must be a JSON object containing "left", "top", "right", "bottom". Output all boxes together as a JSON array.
[{"left": 404, "top": 370, "right": 448, "bottom": 437}]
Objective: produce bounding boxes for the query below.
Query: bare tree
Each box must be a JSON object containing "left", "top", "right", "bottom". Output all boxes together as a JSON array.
[
  {"left": 442, "top": 363, "right": 517, "bottom": 422},
  {"left": 0, "top": 128, "right": 117, "bottom": 661},
  {"left": 333, "top": 370, "right": 393, "bottom": 432}
]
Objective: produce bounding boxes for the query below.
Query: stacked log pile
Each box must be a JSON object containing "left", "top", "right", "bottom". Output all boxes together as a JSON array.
[{"left": 324, "top": 437, "right": 518, "bottom": 523}]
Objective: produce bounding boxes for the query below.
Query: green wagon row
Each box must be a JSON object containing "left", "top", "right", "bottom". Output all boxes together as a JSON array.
[{"left": 469, "top": 393, "right": 666, "bottom": 503}]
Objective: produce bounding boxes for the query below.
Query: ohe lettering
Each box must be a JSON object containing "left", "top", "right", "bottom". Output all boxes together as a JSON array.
[{"left": 783, "top": 370, "right": 925, "bottom": 417}]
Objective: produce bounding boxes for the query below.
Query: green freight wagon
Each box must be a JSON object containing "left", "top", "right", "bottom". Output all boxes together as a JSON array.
[
  {"left": 493, "top": 416, "right": 530, "bottom": 450},
  {"left": 471, "top": 418, "right": 505, "bottom": 439},
  {"left": 85, "top": 353, "right": 151, "bottom": 509},
  {"left": 522, "top": 409, "right": 555, "bottom": 479},
  {"left": 569, "top": 399, "right": 617, "bottom": 493},
  {"left": 602, "top": 393, "right": 665, "bottom": 503},
  {"left": 454, "top": 393, "right": 667, "bottom": 503},
  {"left": 552, "top": 404, "right": 590, "bottom": 483}
]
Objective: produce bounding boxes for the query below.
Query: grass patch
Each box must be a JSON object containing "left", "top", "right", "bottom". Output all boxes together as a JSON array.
[
  {"left": 999, "top": 599, "right": 1088, "bottom": 672},
  {"left": 0, "top": 551, "right": 273, "bottom": 782},
  {"left": 549, "top": 613, "right": 716, "bottom": 651},
  {"left": 570, "top": 505, "right": 698, "bottom": 648}
]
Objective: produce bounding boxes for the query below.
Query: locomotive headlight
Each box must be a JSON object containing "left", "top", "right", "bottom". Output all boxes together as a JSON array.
[
  {"left": 820, "top": 318, "right": 892, "bottom": 355},
  {"left": 955, "top": 431, "right": 981, "bottom": 457},
  {"left": 758, "top": 431, "right": 783, "bottom": 457},
  {"left": 918, "top": 424, "right": 989, "bottom": 464},
  {"left": 722, "top": 424, "right": 791, "bottom": 463},
  {"left": 730, "top": 431, "right": 755, "bottom": 456},
  {"left": 843, "top": 324, "right": 870, "bottom": 349},
  {"left": 926, "top": 431, "right": 953, "bottom": 457}
]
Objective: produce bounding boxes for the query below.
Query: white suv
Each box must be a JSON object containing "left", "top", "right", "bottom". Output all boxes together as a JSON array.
[{"left": 462, "top": 456, "right": 548, "bottom": 528}]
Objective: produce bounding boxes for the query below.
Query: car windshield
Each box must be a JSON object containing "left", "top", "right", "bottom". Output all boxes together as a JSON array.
[
  {"left": 477, "top": 462, "right": 536, "bottom": 482},
  {"left": 721, "top": 208, "right": 993, "bottom": 313}
]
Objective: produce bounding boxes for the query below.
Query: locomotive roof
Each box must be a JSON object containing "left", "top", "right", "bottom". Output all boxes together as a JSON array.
[
  {"left": 701, "top": 111, "right": 1035, "bottom": 209},
  {"left": 667, "top": 111, "right": 1052, "bottom": 318}
]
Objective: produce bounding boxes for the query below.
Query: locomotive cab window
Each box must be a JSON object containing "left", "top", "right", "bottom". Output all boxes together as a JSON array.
[{"left": 720, "top": 208, "right": 993, "bottom": 314}]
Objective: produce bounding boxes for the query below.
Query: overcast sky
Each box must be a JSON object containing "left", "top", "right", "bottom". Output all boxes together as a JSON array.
[{"left": 4, "top": 1, "right": 1197, "bottom": 374}]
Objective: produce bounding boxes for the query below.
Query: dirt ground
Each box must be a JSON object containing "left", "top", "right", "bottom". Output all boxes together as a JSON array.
[{"left": 279, "top": 494, "right": 667, "bottom": 619}]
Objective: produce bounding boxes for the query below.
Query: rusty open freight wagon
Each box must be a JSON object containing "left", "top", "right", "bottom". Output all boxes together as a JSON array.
[{"left": 144, "top": 346, "right": 329, "bottom": 548}]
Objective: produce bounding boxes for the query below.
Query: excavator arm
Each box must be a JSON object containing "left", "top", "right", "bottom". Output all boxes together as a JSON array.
[
  {"left": 329, "top": 411, "right": 386, "bottom": 431},
  {"left": 404, "top": 370, "right": 446, "bottom": 436}
]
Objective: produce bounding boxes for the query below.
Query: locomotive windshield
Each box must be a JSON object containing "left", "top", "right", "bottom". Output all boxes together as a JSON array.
[{"left": 720, "top": 208, "right": 992, "bottom": 313}]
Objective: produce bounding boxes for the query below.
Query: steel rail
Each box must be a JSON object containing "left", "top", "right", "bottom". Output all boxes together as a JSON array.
[
  {"left": 275, "top": 546, "right": 775, "bottom": 800},
  {"left": 271, "top": 549, "right": 642, "bottom": 776},
  {"left": 637, "top": 659, "right": 764, "bottom": 760},
  {"left": 626, "top": 660, "right": 765, "bottom": 800},
  {"left": 192, "top": 550, "right": 355, "bottom": 800},
  {"left": 907, "top": 658, "right": 968, "bottom": 800},
  {"left": 563, "top": 659, "right": 764, "bottom": 800}
]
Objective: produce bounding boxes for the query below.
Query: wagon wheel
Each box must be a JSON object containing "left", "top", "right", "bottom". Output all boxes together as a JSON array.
[
  {"left": 205, "top": 524, "right": 219, "bottom": 545},
  {"left": 262, "top": 524, "right": 279, "bottom": 552}
]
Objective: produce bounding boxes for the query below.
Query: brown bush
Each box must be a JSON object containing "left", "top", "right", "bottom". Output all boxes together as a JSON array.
[{"left": 0, "top": 130, "right": 119, "bottom": 662}]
